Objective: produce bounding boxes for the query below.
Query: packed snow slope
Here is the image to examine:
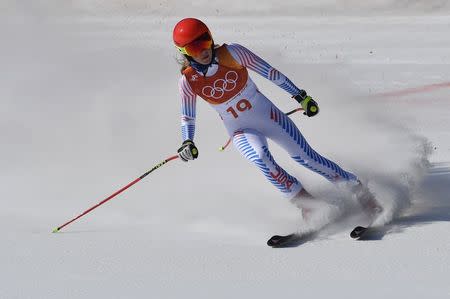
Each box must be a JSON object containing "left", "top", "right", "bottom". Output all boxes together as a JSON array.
[{"left": 1, "top": 1, "right": 450, "bottom": 298}]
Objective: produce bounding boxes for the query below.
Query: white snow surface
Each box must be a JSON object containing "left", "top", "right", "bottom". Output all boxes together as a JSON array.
[{"left": 1, "top": 1, "right": 450, "bottom": 298}]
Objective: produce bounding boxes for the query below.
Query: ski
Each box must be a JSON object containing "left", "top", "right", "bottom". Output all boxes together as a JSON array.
[
  {"left": 350, "top": 226, "right": 369, "bottom": 239},
  {"left": 350, "top": 203, "right": 384, "bottom": 240},
  {"left": 350, "top": 208, "right": 384, "bottom": 240},
  {"left": 267, "top": 232, "right": 315, "bottom": 248},
  {"left": 267, "top": 234, "right": 296, "bottom": 247}
]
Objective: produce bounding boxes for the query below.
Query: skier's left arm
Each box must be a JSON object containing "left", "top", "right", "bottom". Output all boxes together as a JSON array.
[{"left": 227, "top": 43, "right": 319, "bottom": 117}]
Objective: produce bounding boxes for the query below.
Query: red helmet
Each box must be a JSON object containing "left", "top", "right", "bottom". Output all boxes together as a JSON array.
[{"left": 173, "top": 18, "right": 212, "bottom": 47}]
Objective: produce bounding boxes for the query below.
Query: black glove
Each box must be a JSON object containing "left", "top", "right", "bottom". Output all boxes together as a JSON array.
[
  {"left": 177, "top": 139, "right": 199, "bottom": 162},
  {"left": 293, "top": 90, "right": 319, "bottom": 117}
]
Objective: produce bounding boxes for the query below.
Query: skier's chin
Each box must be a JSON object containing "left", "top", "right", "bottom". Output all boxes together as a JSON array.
[
  {"left": 197, "top": 56, "right": 212, "bottom": 65},
  {"left": 193, "top": 50, "right": 212, "bottom": 65}
]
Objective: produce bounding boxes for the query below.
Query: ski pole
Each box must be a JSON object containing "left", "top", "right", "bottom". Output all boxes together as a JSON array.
[
  {"left": 219, "top": 107, "right": 304, "bottom": 151},
  {"left": 52, "top": 155, "right": 179, "bottom": 233}
]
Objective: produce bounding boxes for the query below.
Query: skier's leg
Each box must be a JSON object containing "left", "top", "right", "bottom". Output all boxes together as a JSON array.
[
  {"left": 232, "top": 129, "right": 304, "bottom": 200},
  {"left": 263, "top": 105, "right": 382, "bottom": 214},
  {"left": 265, "top": 105, "right": 358, "bottom": 183}
]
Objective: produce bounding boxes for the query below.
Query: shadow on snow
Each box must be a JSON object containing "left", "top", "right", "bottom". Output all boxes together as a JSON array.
[{"left": 358, "top": 162, "right": 450, "bottom": 241}]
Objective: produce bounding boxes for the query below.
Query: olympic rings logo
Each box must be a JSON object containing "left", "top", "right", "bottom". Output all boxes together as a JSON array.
[{"left": 202, "top": 71, "right": 239, "bottom": 99}]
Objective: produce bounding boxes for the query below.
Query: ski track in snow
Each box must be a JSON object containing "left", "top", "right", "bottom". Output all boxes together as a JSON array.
[{"left": 1, "top": 1, "right": 450, "bottom": 298}]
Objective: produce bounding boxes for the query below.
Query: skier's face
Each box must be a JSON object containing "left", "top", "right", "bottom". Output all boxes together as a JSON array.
[{"left": 192, "top": 48, "right": 213, "bottom": 65}]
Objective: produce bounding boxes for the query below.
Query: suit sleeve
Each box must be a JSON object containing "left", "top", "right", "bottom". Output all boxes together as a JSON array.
[
  {"left": 226, "top": 43, "right": 302, "bottom": 96},
  {"left": 179, "top": 75, "right": 197, "bottom": 141}
]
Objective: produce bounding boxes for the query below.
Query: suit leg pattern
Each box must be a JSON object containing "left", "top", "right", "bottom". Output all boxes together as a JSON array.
[
  {"left": 233, "top": 130, "right": 302, "bottom": 198},
  {"left": 269, "top": 107, "right": 357, "bottom": 183}
]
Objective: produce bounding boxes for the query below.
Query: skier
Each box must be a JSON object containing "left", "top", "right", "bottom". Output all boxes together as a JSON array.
[{"left": 172, "top": 18, "right": 380, "bottom": 241}]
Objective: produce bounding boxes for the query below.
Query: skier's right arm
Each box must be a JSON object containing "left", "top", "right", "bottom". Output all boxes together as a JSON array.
[{"left": 178, "top": 76, "right": 199, "bottom": 162}]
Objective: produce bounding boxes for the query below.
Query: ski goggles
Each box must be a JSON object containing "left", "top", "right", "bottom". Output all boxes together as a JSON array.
[{"left": 176, "top": 32, "right": 213, "bottom": 57}]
